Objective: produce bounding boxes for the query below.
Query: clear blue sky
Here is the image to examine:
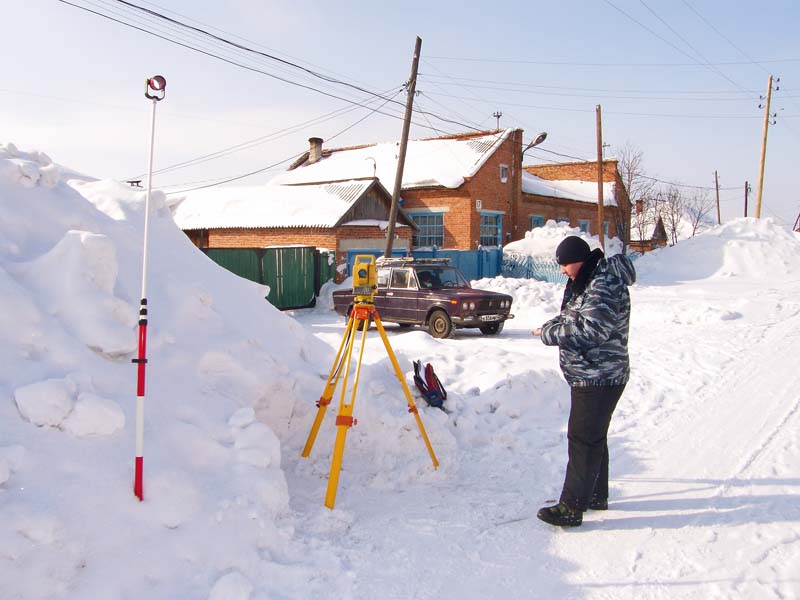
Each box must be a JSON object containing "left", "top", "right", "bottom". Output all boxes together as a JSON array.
[{"left": 2, "top": 0, "right": 798, "bottom": 226}]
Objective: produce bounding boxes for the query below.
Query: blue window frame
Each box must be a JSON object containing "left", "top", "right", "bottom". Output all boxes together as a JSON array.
[
  {"left": 530, "top": 215, "right": 545, "bottom": 229},
  {"left": 579, "top": 219, "right": 590, "bottom": 234},
  {"left": 409, "top": 212, "right": 444, "bottom": 248},
  {"left": 479, "top": 212, "right": 503, "bottom": 247},
  {"left": 603, "top": 221, "right": 610, "bottom": 237}
]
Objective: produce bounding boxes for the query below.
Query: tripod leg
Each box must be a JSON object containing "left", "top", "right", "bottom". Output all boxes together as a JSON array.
[
  {"left": 325, "top": 315, "right": 370, "bottom": 509},
  {"left": 302, "top": 314, "right": 356, "bottom": 458},
  {"left": 373, "top": 314, "right": 439, "bottom": 469}
]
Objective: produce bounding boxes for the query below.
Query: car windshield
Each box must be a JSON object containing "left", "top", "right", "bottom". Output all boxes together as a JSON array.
[{"left": 417, "top": 267, "right": 470, "bottom": 290}]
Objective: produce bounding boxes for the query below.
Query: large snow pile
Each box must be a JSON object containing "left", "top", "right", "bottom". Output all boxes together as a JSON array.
[
  {"left": 3, "top": 141, "right": 800, "bottom": 599},
  {"left": 634, "top": 217, "right": 800, "bottom": 284},
  {"left": 0, "top": 143, "right": 339, "bottom": 598}
]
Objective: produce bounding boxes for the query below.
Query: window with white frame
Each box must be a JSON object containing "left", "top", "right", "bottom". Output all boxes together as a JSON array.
[
  {"left": 499, "top": 164, "right": 509, "bottom": 183},
  {"left": 409, "top": 212, "right": 444, "bottom": 248},
  {"left": 479, "top": 212, "right": 503, "bottom": 246}
]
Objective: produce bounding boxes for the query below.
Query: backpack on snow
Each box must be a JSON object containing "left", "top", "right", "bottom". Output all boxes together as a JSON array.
[{"left": 413, "top": 360, "right": 447, "bottom": 409}]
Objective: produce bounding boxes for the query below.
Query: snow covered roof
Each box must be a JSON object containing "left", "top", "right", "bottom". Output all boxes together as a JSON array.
[
  {"left": 269, "top": 129, "right": 513, "bottom": 191},
  {"left": 522, "top": 171, "right": 617, "bottom": 206},
  {"left": 172, "top": 179, "right": 388, "bottom": 230}
]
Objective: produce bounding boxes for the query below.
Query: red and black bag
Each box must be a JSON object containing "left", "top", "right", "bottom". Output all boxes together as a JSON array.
[{"left": 413, "top": 360, "right": 447, "bottom": 409}]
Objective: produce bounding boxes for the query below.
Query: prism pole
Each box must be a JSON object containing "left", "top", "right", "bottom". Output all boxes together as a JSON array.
[{"left": 133, "top": 75, "right": 166, "bottom": 501}]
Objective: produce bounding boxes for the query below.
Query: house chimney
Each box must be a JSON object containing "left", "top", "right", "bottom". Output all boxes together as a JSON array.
[{"left": 308, "top": 137, "right": 323, "bottom": 164}]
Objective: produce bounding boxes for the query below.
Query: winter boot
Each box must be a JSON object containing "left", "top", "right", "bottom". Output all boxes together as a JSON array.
[
  {"left": 536, "top": 502, "right": 582, "bottom": 527},
  {"left": 588, "top": 495, "right": 608, "bottom": 511}
]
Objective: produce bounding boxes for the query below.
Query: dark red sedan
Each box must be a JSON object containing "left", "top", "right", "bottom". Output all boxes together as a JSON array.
[{"left": 332, "top": 258, "right": 514, "bottom": 338}]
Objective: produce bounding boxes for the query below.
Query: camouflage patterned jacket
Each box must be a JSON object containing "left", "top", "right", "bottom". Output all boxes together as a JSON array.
[{"left": 541, "top": 249, "right": 636, "bottom": 387}]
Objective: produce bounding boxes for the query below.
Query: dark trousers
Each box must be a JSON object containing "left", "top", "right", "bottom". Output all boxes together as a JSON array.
[{"left": 559, "top": 384, "right": 626, "bottom": 511}]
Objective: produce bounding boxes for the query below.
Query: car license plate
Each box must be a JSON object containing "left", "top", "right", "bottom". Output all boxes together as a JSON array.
[{"left": 480, "top": 314, "right": 501, "bottom": 321}]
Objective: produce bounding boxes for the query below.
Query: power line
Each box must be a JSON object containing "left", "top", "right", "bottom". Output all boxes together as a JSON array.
[
  {"left": 423, "top": 56, "right": 800, "bottom": 67},
  {"left": 57, "top": 0, "right": 483, "bottom": 135},
  {"left": 163, "top": 154, "right": 302, "bottom": 195},
  {"left": 604, "top": 0, "right": 757, "bottom": 97},
  {"left": 420, "top": 90, "right": 796, "bottom": 119},
  {"left": 129, "top": 87, "right": 403, "bottom": 179},
  {"left": 419, "top": 77, "right": 762, "bottom": 102},
  {"left": 161, "top": 88, "right": 403, "bottom": 192},
  {"left": 419, "top": 73, "right": 762, "bottom": 97}
]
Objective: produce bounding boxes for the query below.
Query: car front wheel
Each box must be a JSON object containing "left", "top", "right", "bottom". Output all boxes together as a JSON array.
[
  {"left": 479, "top": 321, "right": 504, "bottom": 335},
  {"left": 428, "top": 309, "right": 454, "bottom": 339}
]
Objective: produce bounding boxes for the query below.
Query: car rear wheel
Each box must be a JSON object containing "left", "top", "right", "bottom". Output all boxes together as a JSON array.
[
  {"left": 428, "top": 309, "right": 454, "bottom": 339},
  {"left": 479, "top": 321, "right": 504, "bottom": 335}
]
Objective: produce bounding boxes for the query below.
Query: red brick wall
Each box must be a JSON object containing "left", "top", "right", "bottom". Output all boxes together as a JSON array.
[
  {"left": 523, "top": 159, "right": 631, "bottom": 244},
  {"left": 519, "top": 194, "right": 623, "bottom": 239},
  {"left": 400, "top": 129, "right": 524, "bottom": 249}
]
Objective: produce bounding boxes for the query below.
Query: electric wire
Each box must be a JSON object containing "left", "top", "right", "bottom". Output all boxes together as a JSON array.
[
  {"left": 637, "top": 0, "right": 757, "bottom": 98},
  {"left": 423, "top": 56, "right": 800, "bottom": 67},
  {"left": 419, "top": 75, "right": 762, "bottom": 102},
  {"left": 129, "top": 86, "right": 403, "bottom": 180},
  {"left": 58, "top": 0, "right": 482, "bottom": 134},
  {"left": 161, "top": 86, "right": 403, "bottom": 193}
]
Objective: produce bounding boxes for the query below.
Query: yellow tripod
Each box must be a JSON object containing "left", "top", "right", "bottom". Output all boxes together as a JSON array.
[{"left": 302, "top": 257, "right": 439, "bottom": 509}]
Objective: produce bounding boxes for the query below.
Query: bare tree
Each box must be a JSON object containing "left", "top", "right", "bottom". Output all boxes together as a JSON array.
[
  {"left": 615, "top": 141, "right": 656, "bottom": 247},
  {"left": 631, "top": 194, "right": 657, "bottom": 245},
  {"left": 684, "top": 191, "right": 715, "bottom": 237},
  {"left": 657, "top": 185, "right": 685, "bottom": 246}
]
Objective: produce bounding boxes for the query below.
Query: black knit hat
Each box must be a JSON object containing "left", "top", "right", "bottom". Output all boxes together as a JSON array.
[{"left": 555, "top": 236, "right": 591, "bottom": 265}]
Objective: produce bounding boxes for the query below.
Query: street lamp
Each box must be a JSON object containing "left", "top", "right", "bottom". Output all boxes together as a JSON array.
[{"left": 522, "top": 131, "right": 548, "bottom": 158}]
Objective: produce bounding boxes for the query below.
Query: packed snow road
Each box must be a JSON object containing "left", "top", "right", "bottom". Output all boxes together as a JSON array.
[{"left": 284, "top": 265, "right": 800, "bottom": 599}]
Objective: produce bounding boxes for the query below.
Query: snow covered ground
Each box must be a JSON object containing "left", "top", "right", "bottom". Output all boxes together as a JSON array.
[{"left": 1, "top": 143, "right": 799, "bottom": 599}]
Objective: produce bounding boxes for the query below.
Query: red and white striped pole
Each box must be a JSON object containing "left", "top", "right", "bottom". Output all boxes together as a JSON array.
[{"left": 133, "top": 75, "right": 166, "bottom": 501}]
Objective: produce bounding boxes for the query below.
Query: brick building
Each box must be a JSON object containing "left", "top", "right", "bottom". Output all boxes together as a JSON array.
[
  {"left": 521, "top": 160, "right": 630, "bottom": 243},
  {"left": 274, "top": 130, "right": 526, "bottom": 252},
  {"left": 171, "top": 178, "right": 414, "bottom": 281},
  {"left": 173, "top": 129, "right": 632, "bottom": 281}
]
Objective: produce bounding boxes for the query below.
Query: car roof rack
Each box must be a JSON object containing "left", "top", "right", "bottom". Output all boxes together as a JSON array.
[{"left": 376, "top": 256, "right": 451, "bottom": 266}]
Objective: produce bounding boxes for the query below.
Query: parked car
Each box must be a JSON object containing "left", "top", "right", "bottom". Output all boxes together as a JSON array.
[{"left": 332, "top": 257, "right": 514, "bottom": 338}]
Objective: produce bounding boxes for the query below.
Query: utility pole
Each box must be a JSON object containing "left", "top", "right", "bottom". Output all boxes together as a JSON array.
[
  {"left": 755, "top": 74, "right": 775, "bottom": 218},
  {"left": 744, "top": 181, "right": 750, "bottom": 217},
  {"left": 493, "top": 111, "right": 503, "bottom": 130},
  {"left": 384, "top": 36, "right": 422, "bottom": 258},
  {"left": 714, "top": 170, "right": 721, "bottom": 224},
  {"left": 595, "top": 104, "right": 605, "bottom": 249}
]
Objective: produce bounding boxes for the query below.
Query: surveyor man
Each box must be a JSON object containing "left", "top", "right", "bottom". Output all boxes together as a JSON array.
[{"left": 532, "top": 235, "right": 636, "bottom": 527}]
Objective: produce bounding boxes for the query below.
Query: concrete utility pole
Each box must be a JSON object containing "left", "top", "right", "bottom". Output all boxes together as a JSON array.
[
  {"left": 595, "top": 104, "right": 605, "bottom": 249},
  {"left": 385, "top": 36, "right": 422, "bottom": 258},
  {"left": 714, "top": 170, "right": 721, "bottom": 224},
  {"left": 755, "top": 74, "right": 774, "bottom": 219}
]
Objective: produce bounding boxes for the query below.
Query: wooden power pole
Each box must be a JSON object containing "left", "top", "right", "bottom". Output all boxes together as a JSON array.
[
  {"left": 755, "top": 74, "right": 774, "bottom": 219},
  {"left": 384, "top": 36, "right": 422, "bottom": 257},
  {"left": 595, "top": 104, "right": 605, "bottom": 249},
  {"left": 744, "top": 181, "right": 749, "bottom": 217},
  {"left": 714, "top": 170, "right": 721, "bottom": 224}
]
